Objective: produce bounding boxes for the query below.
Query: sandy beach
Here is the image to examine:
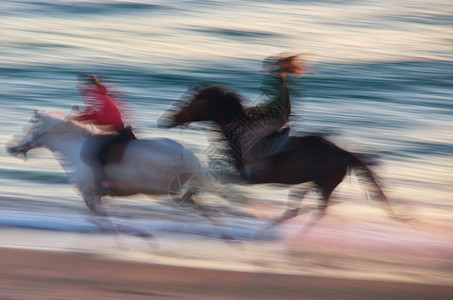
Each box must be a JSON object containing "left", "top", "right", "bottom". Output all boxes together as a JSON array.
[{"left": 1, "top": 245, "right": 453, "bottom": 300}]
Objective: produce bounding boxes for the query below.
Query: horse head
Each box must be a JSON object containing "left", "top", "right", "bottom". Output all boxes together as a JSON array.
[
  {"left": 6, "top": 110, "right": 79, "bottom": 157},
  {"left": 6, "top": 110, "right": 46, "bottom": 157},
  {"left": 159, "top": 86, "right": 246, "bottom": 128}
]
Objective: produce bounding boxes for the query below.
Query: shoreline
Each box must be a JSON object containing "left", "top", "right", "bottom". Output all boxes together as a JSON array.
[{"left": 1, "top": 246, "right": 453, "bottom": 299}]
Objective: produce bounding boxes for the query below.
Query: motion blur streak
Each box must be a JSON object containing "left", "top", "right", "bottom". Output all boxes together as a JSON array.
[{"left": 0, "top": 0, "right": 452, "bottom": 298}]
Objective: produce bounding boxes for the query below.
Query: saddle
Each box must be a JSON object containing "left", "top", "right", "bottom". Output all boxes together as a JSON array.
[
  {"left": 99, "top": 126, "right": 136, "bottom": 165},
  {"left": 252, "top": 125, "right": 292, "bottom": 162},
  {"left": 241, "top": 126, "right": 294, "bottom": 182}
]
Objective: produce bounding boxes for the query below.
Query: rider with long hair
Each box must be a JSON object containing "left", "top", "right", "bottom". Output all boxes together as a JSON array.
[
  {"left": 72, "top": 73, "right": 135, "bottom": 193},
  {"left": 240, "top": 55, "right": 304, "bottom": 168}
]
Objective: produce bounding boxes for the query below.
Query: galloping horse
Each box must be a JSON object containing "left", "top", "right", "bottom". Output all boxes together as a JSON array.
[
  {"left": 159, "top": 86, "right": 401, "bottom": 230},
  {"left": 6, "top": 110, "right": 232, "bottom": 238}
]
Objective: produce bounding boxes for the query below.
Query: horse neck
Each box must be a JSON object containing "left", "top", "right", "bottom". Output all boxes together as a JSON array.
[
  {"left": 210, "top": 103, "right": 248, "bottom": 170},
  {"left": 40, "top": 119, "right": 89, "bottom": 165},
  {"left": 206, "top": 90, "right": 246, "bottom": 129},
  {"left": 221, "top": 125, "right": 244, "bottom": 170}
]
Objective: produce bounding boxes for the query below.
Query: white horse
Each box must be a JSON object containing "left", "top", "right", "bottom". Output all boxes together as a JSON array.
[{"left": 6, "top": 110, "right": 233, "bottom": 238}]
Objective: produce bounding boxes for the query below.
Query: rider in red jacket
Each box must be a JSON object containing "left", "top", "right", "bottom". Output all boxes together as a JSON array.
[
  {"left": 73, "top": 74, "right": 135, "bottom": 194},
  {"left": 75, "top": 74, "right": 125, "bottom": 132}
]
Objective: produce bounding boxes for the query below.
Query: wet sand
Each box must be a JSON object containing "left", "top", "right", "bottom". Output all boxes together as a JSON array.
[{"left": 1, "top": 247, "right": 453, "bottom": 300}]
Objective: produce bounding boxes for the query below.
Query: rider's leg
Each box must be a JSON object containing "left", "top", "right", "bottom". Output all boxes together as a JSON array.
[
  {"left": 240, "top": 118, "right": 284, "bottom": 167},
  {"left": 97, "top": 127, "right": 136, "bottom": 193},
  {"left": 79, "top": 137, "right": 109, "bottom": 194},
  {"left": 99, "top": 126, "right": 136, "bottom": 165}
]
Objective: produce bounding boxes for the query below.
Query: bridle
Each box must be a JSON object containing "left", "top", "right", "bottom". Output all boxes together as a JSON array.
[{"left": 17, "top": 113, "right": 77, "bottom": 156}]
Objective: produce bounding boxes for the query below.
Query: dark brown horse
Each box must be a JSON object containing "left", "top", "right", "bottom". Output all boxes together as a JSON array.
[{"left": 159, "top": 86, "right": 401, "bottom": 230}]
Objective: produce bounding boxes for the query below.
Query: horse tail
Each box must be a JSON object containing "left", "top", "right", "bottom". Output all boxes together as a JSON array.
[{"left": 345, "top": 152, "right": 397, "bottom": 219}]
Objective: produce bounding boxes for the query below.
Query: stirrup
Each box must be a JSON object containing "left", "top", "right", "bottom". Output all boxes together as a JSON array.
[
  {"left": 100, "top": 180, "right": 113, "bottom": 195},
  {"left": 100, "top": 180, "right": 111, "bottom": 189}
]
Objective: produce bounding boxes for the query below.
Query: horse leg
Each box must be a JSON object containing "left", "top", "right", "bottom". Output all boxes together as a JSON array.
[
  {"left": 179, "top": 188, "right": 236, "bottom": 241},
  {"left": 79, "top": 171, "right": 124, "bottom": 233},
  {"left": 269, "top": 185, "right": 314, "bottom": 227},
  {"left": 295, "top": 168, "right": 346, "bottom": 238},
  {"left": 295, "top": 188, "right": 331, "bottom": 239},
  {"left": 80, "top": 192, "right": 125, "bottom": 246},
  {"left": 82, "top": 192, "right": 107, "bottom": 217},
  {"left": 82, "top": 192, "right": 155, "bottom": 241},
  {"left": 81, "top": 192, "right": 122, "bottom": 235}
]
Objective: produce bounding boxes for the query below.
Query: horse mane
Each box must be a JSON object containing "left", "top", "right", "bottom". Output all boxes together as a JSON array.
[
  {"left": 191, "top": 86, "right": 246, "bottom": 125},
  {"left": 198, "top": 85, "right": 244, "bottom": 106},
  {"left": 40, "top": 110, "right": 66, "bottom": 121},
  {"left": 38, "top": 110, "right": 95, "bottom": 135}
]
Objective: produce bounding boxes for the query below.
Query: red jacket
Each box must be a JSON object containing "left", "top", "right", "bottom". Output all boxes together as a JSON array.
[{"left": 78, "top": 85, "right": 124, "bottom": 131}]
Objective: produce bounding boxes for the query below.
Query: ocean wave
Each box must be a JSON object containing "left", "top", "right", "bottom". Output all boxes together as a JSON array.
[
  {"left": 0, "top": 168, "right": 69, "bottom": 185},
  {"left": 181, "top": 25, "right": 281, "bottom": 40},
  {"left": 4, "top": 0, "right": 167, "bottom": 17},
  {"left": 0, "top": 209, "right": 278, "bottom": 241}
]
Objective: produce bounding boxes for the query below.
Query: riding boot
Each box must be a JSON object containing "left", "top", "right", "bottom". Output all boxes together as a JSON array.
[{"left": 99, "top": 152, "right": 108, "bottom": 165}]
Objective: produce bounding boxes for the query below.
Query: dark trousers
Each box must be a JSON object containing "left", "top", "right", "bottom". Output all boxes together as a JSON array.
[
  {"left": 98, "top": 126, "right": 136, "bottom": 165},
  {"left": 80, "top": 127, "right": 136, "bottom": 189}
]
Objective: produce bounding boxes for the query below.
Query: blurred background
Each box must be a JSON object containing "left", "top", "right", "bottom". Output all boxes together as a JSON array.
[{"left": 0, "top": 0, "right": 452, "bottom": 291}]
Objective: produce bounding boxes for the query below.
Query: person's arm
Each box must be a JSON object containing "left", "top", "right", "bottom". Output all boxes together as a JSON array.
[{"left": 75, "top": 86, "right": 106, "bottom": 121}]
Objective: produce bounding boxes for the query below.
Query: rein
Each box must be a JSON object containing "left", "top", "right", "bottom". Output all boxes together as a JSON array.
[{"left": 28, "top": 118, "right": 68, "bottom": 147}]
